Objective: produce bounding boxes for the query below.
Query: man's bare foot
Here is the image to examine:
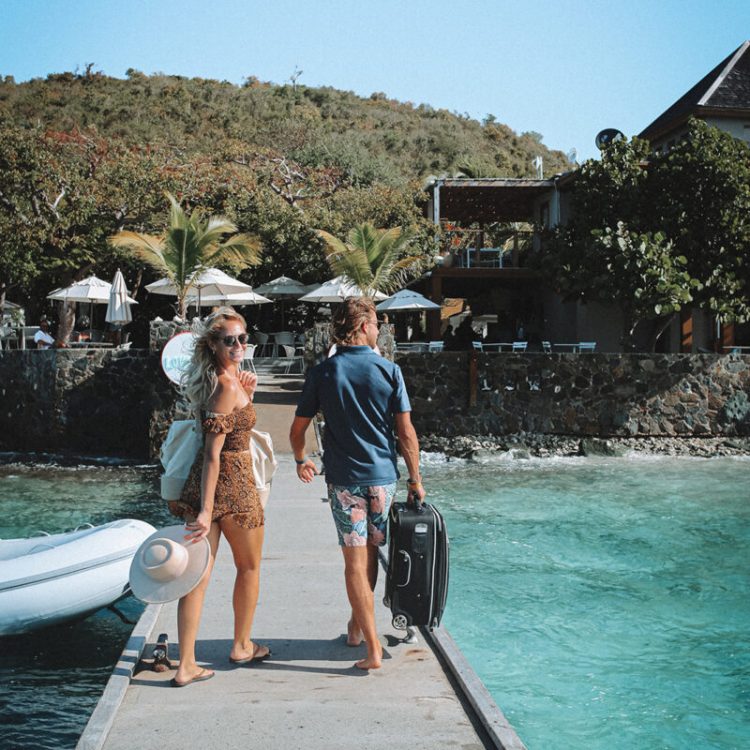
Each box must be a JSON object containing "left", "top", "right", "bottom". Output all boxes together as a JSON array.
[
  {"left": 355, "top": 645, "right": 382, "bottom": 670},
  {"left": 347, "top": 619, "right": 363, "bottom": 647},
  {"left": 355, "top": 654, "right": 382, "bottom": 670}
]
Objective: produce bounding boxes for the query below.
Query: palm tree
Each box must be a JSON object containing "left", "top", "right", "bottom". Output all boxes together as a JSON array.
[
  {"left": 109, "top": 193, "right": 262, "bottom": 319},
  {"left": 316, "top": 222, "right": 421, "bottom": 295}
]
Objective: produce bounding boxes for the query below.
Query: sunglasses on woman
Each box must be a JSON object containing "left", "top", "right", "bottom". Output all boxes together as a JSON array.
[{"left": 218, "top": 333, "right": 249, "bottom": 347}]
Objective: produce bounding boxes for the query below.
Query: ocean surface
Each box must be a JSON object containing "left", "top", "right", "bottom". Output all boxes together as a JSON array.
[
  {"left": 2, "top": 453, "right": 749, "bottom": 749},
  {"left": 428, "top": 453, "right": 750, "bottom": 750},
  {"left": 0, "top": 457, "right": 171, "bottom": 750}
]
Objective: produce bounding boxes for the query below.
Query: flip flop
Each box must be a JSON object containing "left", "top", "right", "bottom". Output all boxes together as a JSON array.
[
  {"left": 229, "top": 644, "right": 271, "bottom": 665},
  {"left": 170, "top": 668, "right": 215, "bottom": 688}
]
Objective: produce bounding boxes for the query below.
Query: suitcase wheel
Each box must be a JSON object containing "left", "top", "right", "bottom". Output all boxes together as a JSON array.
[
  {"left": 392, "top": 614, "right": 409, "bottom": 630},
  {"left": 382, "top": 595, "right": 390, "bottom": 607}
]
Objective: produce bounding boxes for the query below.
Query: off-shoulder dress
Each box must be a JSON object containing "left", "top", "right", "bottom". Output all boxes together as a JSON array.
[{"left": 168, "top": 402, "right": 263, "bottom": 529}]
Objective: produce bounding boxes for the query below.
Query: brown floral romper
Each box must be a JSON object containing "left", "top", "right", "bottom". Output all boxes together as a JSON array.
[{"left": 168, "top": 402, "right": 264, "bottom": 529}]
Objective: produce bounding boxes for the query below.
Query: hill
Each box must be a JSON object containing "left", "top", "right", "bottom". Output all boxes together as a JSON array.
[
  {"left": 0, "top": 69, "right": 570, "bottom": 183},
  {"left": 0, "top": 69, "right": 572, "bottom": 324}
]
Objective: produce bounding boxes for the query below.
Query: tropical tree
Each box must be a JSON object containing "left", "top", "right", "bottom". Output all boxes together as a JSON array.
[
  {"left": 316, "top": 222, "right": 422, "bottom": 294},
  {"left": 110, "top": 193, "right": 263, "bottom": 319},
  {"left": 540, "top": 123, "right": 750, "bottom": 348}
]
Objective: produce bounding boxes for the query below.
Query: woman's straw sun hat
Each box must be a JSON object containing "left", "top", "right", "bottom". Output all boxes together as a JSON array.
[{"left": 129, "top": 525, "right": 210, "bottom": 603}]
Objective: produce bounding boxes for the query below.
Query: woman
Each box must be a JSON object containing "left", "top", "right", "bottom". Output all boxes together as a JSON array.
[{"left": 168, "top": 306, "right": 269, "bottom": 687}]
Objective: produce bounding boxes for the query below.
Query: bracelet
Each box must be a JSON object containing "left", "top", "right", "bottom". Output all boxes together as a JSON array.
[
  {"left": 406, "top": 477, "right": 422, "bottom": 485},
  {"left": 295, "top": 457, "right": 307, "bottom": 465}
]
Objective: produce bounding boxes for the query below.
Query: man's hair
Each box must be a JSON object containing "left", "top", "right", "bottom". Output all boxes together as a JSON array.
[{"left": 332, "top": 296, "right": 376, "bottom": 345}]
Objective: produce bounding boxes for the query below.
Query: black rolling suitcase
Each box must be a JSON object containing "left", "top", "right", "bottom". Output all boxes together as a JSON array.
[{"left": 384, "top": 500, "right": 449, "bottom": 631}]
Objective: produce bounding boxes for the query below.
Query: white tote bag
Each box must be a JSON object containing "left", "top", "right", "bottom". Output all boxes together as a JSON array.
[
  {"left": 160, "top": 420, "right": 277, "bottom": 507},
  {"left": 160, "top": 419, "right": 202, "bottom": 501},
  {"left": 250, "top": 429, "right": 278, "bottom": 508}
]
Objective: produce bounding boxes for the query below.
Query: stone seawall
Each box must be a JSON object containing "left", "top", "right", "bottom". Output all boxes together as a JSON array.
[
  {"left": 1, "top": 350, "right": 748, "bottom": 460},
  {"left": 0, "top": 349, "right": 180, "bottom": 459},
  {"left": 398, "top": 352, "right": 750, "bottom": 438}
]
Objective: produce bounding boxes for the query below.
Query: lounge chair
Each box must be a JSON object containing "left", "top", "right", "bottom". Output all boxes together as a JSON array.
[
  {"left": 281, "top": 344, "right": 303, "bottom": 374},
  {"left": 578, "top": 342, "right": 596, "bottom": 352},
  {"left": 242, "top": 344, "right": 257, "bottom": 373},
  {"left": 252, "top": 332, "right": 270, "bottom": 357}
]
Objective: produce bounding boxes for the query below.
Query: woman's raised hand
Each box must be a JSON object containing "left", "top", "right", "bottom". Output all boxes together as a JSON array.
[{"left": 238, "top": 370, "right": 258, "bottom": 398}]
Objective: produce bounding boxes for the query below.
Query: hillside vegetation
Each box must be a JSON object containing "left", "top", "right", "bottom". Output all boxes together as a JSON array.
[
  {"left": 0, "top": 69, "right": 570, "bottom": 182},
  {"left": 0, "top": 69, "right": 571, "bottom": 321}
]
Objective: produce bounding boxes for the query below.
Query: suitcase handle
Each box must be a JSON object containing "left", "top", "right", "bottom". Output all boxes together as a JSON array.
[
  {"left": 408, "top": 489, "right": 425, "bottom": 513},
  {"left": 397, "top": 550, "right": 412, "bottom": 587}
]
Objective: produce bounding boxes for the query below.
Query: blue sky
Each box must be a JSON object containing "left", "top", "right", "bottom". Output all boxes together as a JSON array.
[{"left": 1, "top": 0, "right": 748, "bottom": 162}]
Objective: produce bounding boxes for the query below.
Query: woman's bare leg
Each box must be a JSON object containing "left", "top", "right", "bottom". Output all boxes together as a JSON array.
[
  {"left": 221, "top": 518, "right": 267, "bottom": 661},
  {"left": 174, "top": 522, "right": 221, "bottom": 685}
]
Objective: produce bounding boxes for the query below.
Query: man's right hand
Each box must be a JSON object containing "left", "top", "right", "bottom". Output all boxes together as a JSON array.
[
  {"left": 407, "top": 480, "right": 426, "bottom": 506},
  {"left": 296, "top": 459, "right": 318, "bottom": 484}
]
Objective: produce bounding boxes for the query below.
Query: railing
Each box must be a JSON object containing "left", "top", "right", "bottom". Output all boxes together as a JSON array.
[{"left": 436, "top": 228, "right": 536, "bottom": 269}]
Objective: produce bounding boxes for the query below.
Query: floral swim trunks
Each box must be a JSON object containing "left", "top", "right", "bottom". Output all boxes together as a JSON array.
[{"left": 327, "top": 482, "right": 397, "bottom": 547}]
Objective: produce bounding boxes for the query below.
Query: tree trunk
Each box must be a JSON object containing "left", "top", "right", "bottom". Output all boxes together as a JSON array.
[{"left": 56, "top": 301, "right": 76, "bottom": 345}]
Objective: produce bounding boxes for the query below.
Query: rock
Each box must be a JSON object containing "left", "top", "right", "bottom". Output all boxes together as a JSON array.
[{"left": 580, "top": 438, "right": 625, "bottom": 457}]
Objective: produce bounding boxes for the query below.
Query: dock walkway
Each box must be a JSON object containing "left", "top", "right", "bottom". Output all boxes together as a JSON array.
[{"left": 79, "top": 375, "right": 524, "bottom": 750}]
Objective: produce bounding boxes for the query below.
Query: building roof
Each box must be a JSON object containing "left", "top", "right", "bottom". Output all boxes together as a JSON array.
[
  {"left": 639, "top": 40, "right": 750, "bottom": 143},
  {"left": 426, "top": 177, "right": 561, "bottom": 223}
]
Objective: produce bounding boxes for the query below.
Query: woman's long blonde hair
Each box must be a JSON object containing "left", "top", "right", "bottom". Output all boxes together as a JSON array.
[{"left": 182, "top": 306, "right": 247, "bottom": 410}]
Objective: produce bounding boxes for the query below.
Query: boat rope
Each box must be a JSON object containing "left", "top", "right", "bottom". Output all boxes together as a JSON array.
[{"left": 107, "top": 603, "right": 137, "bottom": 625}]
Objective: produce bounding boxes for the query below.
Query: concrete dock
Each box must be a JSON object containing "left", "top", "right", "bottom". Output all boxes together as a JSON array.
[{"left": 78, "top": 374, "right": 525, "bottom": 750}]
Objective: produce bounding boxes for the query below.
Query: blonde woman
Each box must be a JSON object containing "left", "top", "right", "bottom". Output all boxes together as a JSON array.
[{"left": 168, "top": 307, "right": 269, "bottom": 687}]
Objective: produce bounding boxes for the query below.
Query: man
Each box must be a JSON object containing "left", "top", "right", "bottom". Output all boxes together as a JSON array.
[
  {"left": 290, "top": 297, "right": 425, "bottom": 670},
  {"left": 34, "top": 319, "right": 56, "bottom": 349}
]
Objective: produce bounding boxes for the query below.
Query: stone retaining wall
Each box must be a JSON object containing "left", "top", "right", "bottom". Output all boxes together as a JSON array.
[
  {"left": 1, "top": 350, "right": 748, "bottom": 460},
  {"left": 398, "top": 352, "right": 750, "bottom": 438},
  {"left": 0, "top": 349, "right": 180, "bottom": 459}
]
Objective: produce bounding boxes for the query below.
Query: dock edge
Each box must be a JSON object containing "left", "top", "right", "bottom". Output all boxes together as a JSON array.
[{"left": 75, "top": 602, "right": 162, "bottom": 750}]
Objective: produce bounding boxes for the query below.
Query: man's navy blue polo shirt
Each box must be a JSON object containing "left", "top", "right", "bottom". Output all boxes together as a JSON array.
[{"left": 295, "top": 345, "right": 411, "bottom": 485}]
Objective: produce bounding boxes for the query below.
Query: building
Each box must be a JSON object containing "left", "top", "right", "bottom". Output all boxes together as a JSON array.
[
  {"left": 420, "top": 42, "right": 750, "bottom": 353},
  {"left": 640, "top": 40, "right": 750, "bottom": 154}
]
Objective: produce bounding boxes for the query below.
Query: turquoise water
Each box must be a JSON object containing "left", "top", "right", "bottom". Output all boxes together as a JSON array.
[
  {"left": 427, "top": 454, "right": 750, "bottom": 750},
  {"left": 0, "top": 459, "right": 170, "bottom": 750}
]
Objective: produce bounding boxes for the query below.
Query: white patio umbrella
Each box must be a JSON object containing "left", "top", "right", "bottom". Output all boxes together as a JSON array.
[
  {"left": 48, "top": 275, "right": 137, "bottom": 331},
  {"left": 300, "top": 276, "right": 388, "bottom": 303},
  {"left": 145, "top": 268, "right": 253, "bottom": 310},
  {"left": 376, "top": 289, "right": 441, "bottom": 312},
  {"left": 105, "top": 269, "right": 134, "bottom": 325},
  {"left": 48, "top": 275, "right": 114, "bottom": 303},
  {"left": 254, "top": 275, "right": 308, "bottom": 328},
  {"left": 197, "top": 290, "right": 272, "bottom": 306}
]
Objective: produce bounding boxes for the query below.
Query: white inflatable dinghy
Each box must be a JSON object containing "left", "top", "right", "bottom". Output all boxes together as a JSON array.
[{"left": 0, "top": 518, "right": 156, "bottom": 636}]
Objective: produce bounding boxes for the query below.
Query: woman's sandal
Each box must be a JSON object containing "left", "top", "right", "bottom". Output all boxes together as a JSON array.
[
  {"left": 229, "top": 643, "right": 271, "bottom": 665},
  {"left": 170, "top": 668, "right": 215, "bottom": 687}
]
